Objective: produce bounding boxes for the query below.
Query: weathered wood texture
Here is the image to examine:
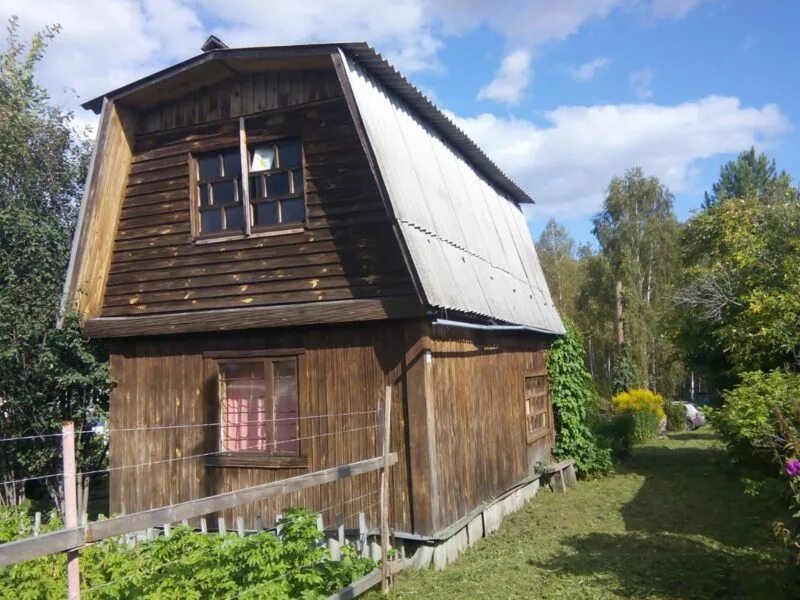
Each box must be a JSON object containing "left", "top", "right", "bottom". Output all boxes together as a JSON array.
[
  {"left": 108, "top": 321, "right": 413, "bottom": 532},
  {"left": 102, "top": 66, "right": 415, "bottom": 318},
  {"left": 86, "top": 298, "right": 423, "bottom": 338},
  {"left": 67, "top": 100, "right": 137, "bottom": 319},
  {"left": 427, "top": 326, "right": 551, "bottom": 529}
]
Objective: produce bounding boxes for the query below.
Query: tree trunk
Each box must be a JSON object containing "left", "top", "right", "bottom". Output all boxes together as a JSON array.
[{"left": 615, "top": 279, "right": 624, "bottom": 346}]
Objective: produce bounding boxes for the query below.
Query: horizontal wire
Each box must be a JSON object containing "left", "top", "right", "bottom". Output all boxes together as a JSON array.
[
  {"left": 0, "top": 472, "right": 64, "bottom": 486},
  {"left": 0, "top": 410, "right": 378, "bottom": 443},
  {"left": 76, "top": 425, "right": 378, "bottom": 478},
  {"left": 1, "top": 424, "right": 379, "bottom": 489}
]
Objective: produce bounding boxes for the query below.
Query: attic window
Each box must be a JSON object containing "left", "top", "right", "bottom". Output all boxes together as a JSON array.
[
  {"left": 248, "top": 138, "right": 305, "bottom": 229},
  {"left": 193, "top": 148, "right": 245, "bottom": 235},
  {"left": 190, "top": 126, "right": 305, "bottom": 241}
]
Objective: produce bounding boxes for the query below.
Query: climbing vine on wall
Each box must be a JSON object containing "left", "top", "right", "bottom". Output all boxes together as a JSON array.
[{"left": 548, "top": 320, "right": 613, "bottom": 477}]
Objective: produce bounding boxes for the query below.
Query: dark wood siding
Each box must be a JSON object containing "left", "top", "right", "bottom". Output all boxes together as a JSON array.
[
  {"left": 428, "top": 327, "right": 551, "bottom": 529},
  {"left": 108, "top": 321, "right": 412, "bottom": 532},
  {"left": 102, "top": 67, "right": 415, "bottom": 317}
]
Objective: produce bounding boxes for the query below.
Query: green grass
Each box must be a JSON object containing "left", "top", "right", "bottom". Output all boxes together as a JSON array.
[{"left": 379, "top": 430, "right": 798, "bottom": 599}]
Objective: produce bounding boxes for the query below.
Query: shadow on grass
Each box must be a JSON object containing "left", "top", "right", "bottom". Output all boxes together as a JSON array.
[
  {"left": 677, "top": 431, "right": 718, "bottom": 441},
  {"left": 536, "top": 437, "right": 797, "bottom": 598},
  {"left": 536, "top": 531, "right": 792, "bottom": 600}
]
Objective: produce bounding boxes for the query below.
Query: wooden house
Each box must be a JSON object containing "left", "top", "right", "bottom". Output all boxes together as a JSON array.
[{"left": 63, "top": 39, "right": 565, "bottom": 540}]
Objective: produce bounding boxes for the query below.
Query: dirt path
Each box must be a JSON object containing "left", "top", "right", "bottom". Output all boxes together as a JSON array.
[{"left": 380, "top": 430, "right": 796, "bottom": 599}]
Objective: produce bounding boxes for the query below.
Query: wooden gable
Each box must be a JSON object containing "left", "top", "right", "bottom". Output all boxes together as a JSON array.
[{"left": 67, "top": 58, "right": 424, "bottom": 337}]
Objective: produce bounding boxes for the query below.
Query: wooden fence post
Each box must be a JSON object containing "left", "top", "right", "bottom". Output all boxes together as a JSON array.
[
  {"left": 62, "top": 421, "right": 81, "bottom": 600},
  {"left": 378, "top": 386, "right": 392, "bottom": 593}
]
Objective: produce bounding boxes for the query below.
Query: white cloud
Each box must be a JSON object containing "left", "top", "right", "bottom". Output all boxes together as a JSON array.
[
  {"left": 477, "top": 49, "right": 531, "bottom": 105},
  {"left": 630, "top": 68, "right": 654, "bottom": 99},
  {"left": 450, "top": 96, "right": 789, "bottom": 218},
  {"left": 0, "top": 0, "right": 709, "bottom": 110},
  {"left": 649, "top": 0, "right": 707, "bottom": 19},
  {"left": 570, "top": 57, "right": 610, "bottom": 82}
]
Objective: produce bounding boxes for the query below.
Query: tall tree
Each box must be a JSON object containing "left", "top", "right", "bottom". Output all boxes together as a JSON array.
[
  {"left": 0, "top": 18, "right": 111, "bottom": 515},
  {"left": 574, "top": 244, "right": 616, "bottom": 392},
  {"left": 536, "top": 218, "right": 582, "bottom": 321},
  {"left": 674, "top": 197, "right": 800, "bottom": 389},
  {"left": 592, "top": 168, "right": 682, "bottom": 394},
  {"left": 703, "top": 147, "right": 796, "bottom": 208}
]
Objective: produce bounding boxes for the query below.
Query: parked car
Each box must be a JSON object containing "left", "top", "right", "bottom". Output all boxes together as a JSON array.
[{"left": 673, "top": 401, "right": 706, "bottom": 430}]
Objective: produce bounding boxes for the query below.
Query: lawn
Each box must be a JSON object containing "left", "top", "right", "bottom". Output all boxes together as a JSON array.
[{"left": 380, "top": 430, "right": 798, "bottom": 599}]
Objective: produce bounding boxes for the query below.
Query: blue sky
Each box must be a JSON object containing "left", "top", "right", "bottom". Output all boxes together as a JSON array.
[{"left": 3, "top": 0, "right": 796, "bottom": 247}]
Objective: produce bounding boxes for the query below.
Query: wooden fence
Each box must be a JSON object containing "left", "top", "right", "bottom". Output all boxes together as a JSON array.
[{"left": 0, "top": 387, "right": 396, "bottom": 598}]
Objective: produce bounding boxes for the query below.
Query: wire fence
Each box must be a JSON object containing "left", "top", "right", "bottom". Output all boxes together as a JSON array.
[
  {"left": 0, "top": 410, "right": 379, "bottom": 487},
  {"left": 0, "top": 393, "right": 396, "bottom": 598}
]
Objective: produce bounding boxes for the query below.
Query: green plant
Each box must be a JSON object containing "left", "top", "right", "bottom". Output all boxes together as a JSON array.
[
  {"left": 665, "top": 402, "right": 686, "bottom": 432},
  {"left": 711, "top": 370, "right": 800, "bottom": 471},
  {"left": 0, "top": 507, "right": 376, "bottom": 599},
  {"left": 548, "top": 320, "right": 612, "bottom": 477},
  {"left": 628, "top": 410, "right": 662, "bottom": 444},
  {"left": 594, "top": 412, "right": 634, "bottom": 459},
  {"left": 611, "top": 350, "right": 638, "bottom": 395}
]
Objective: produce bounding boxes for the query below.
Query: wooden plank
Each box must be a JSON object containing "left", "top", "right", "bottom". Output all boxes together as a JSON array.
[
  {"left": 63, "top": 100, "right": 137, "bottom": 320},
  {"left": 86, "top": 454, "right": 397, "bottom": 542},
  {"left": 327, "top": 569, "right": 380, "bottom": 600},
  {"left": 402, "top": 319, "right": 438, "bottom": 535},
  {"left": 0, "top": 454, "right": 397, "bottom": 566},
  {"left": 0, "top": 527, "right": 85, "bottom": 567},
  {"left": 84, "top": 297, "right": 422, "bottom": 338},
  {"left": 100, "top": 283, "right": 413, "bottom": 317}
]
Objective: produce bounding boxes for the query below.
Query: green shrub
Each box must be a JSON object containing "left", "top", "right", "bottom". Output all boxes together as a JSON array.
[
  {"left": 629, "top": 410, "right": 663, "bottom": 444},
  {"left": 548, "top": 320, "right": 613, "bottom": 477},
  {"left": 712, "top": 370, "right": 800, "bottom": 471},
  {"left": 0, "top": 507, "right": 376, "bottom": 599},
  {"left": 595, "top": 412, "right": 634, "bottom": 459},
  {"left": 665, "top": 402, "right": 686, "bottom": 432}
]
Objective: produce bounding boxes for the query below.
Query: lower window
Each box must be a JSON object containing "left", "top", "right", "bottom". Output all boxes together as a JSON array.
[
  {"left": 218, "top": 356, "right": 299, "bottom": 456},
  {"left": 524, "top": 373, "right": 550, "bottom": 444}
]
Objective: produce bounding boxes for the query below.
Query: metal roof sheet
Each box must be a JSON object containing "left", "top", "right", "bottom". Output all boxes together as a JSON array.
[{"left": 342, "top": 52, "right": 564, "bottom": 334}]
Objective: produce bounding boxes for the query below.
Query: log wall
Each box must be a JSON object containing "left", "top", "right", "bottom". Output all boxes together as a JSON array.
[
  {"left": 103, "top": 66, "right": 414, "bottom": 317},
  {"left": 428, "top": 326, "right": 551, "bottom": 529},
  {"left": 108, "top": 321, "right": 412, "bottom": 532}
]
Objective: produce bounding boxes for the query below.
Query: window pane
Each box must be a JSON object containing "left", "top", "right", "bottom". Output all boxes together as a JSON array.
[
  {"left": 255, "top": 201, "right": 278, "bottom": 226},
  {"left": 214, "top": 180, "right": 236, "bottom": 205},
  {"left": 292, "top": 169, "right": 303, "bottom": 194},
  {"left": 251, "top": 145, "right": 275, "bottom": 171},
  {"left": 281, "top": 198, "right": 305, "bottom": 223},
  {"left": 250, "top": 175, "right": 264, "bottom": 199},
  {"left": 225, "top": 205, "right": 245, "bottom": 230},
  {"left": 200, "top": 210, "right": 222, "bottom": 233},
  {"left": 277, "top": 139, "right": 302, "bottom": 168},
  {"left": 199, "top": 184, "right": 211, "bottom": 207},
  {"left": 220, "top": 362, "right": 267, "bottom": 452},
  {"left": 197, "top": 154, "right": 219, "bottom": 181},
  {"left": 273, "top": 359, "right": 298, "bottom": 455},
  {"left": 222, "top": 149, "right": 241, "bottom": 177},
  {"left": 266, "top": 171, "right": 289, "bottom": 197}
]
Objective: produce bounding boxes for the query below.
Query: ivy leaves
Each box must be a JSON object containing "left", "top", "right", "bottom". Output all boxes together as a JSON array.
[{"left": 548, "top": 321, "right": 612, "bottom": 477}]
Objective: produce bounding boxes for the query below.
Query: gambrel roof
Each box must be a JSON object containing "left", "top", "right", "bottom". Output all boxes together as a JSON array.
[
  {"left": 73, "top": 42, "right": 564, "bottom": 336},
  {"left": 339, "top": 52, "right": 563, "bottom": 334}
]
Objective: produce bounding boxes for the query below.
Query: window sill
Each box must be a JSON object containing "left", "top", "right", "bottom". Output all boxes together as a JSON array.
[
  {"left": 205, "top": 453, "right": 308, "bottom": 470},
  {"left": 194, "top": 227, "right": 305, "bottom": 245},
  {"left": 526, "top": 429, "right": 551, "bottom": 445}
]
